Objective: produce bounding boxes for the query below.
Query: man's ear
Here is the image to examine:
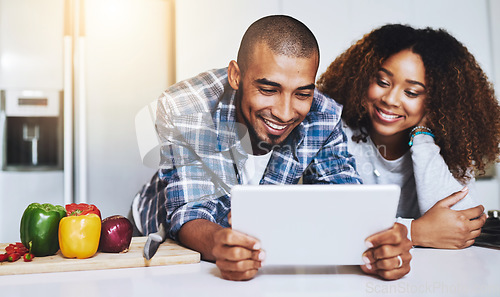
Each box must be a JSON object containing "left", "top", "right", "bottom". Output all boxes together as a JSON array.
[{"left": 227, "top": 60, "right": 241, "bottom": 90}]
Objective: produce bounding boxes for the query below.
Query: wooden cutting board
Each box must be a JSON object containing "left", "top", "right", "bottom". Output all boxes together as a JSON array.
[{"left": 0, "top": 236, "right": 200, "bottom": 275}]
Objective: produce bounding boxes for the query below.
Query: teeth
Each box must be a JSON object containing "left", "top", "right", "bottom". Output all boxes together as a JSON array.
[
  {"left": 264, "top": 119, "right": 287, "bottom": 130},
  {"left": 379, "top": 109, "right": 400, "bottom": 119}
]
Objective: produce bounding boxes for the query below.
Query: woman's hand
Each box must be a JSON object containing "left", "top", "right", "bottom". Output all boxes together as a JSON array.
[
  {"left": 361, "top": 223, "right": 413, "bottom": 280},
  {"left": 411, "top": 187, "right": 486, "bottom": 249}
]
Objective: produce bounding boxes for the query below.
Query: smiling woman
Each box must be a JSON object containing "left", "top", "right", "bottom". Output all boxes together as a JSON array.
[
  {"left": 366, "top": 49, "right": 428, "bottom": 160},
  {"left": 317, "top": 24, "right": 500, "bottom": 251}
]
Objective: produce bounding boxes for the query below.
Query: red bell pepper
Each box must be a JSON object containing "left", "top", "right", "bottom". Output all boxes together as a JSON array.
[{"left": 65, "top": 203, "right": 101, "bottom": 219}]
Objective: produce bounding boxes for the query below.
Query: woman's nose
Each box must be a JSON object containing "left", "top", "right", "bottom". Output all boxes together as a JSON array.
[{"left": 381, "top": 88, "right": 400, "bottom": 107}]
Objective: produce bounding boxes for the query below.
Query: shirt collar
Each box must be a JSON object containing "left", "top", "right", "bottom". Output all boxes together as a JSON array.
[{"left": 214, "top": 87, "right": 240, "bottom": 152}]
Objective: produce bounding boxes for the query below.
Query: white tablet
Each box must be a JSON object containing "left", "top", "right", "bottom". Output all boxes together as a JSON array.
[{"left": 230, "top": 184, "right": 400, "bottom": 266}]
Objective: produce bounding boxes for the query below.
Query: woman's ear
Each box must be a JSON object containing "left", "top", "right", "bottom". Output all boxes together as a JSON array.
[{"left": 227, "top": 60, "right": 241, "bottom": 90}]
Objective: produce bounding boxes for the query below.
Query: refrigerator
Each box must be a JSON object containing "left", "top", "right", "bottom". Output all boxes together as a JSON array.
[{"left": 0, "top": 0, "right": 175, "bottom": 243}]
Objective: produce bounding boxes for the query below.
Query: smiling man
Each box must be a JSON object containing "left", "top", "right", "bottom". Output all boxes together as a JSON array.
[
  {"left": 230, "top": 37, "right": 318, "bottom": 155},
  {"left": 133, "top": 15, "right": 412, "bottom": 281}
]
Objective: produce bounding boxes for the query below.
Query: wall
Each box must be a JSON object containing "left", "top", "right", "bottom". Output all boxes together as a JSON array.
[
  {"left": 176, "top": 0, "right": 494, "bottom": 81},
  {"left": 483, "top": 0, "right": 500, "bottom": 210},
  {"left": 81, "top": 0, "right": 174, "bottom": 218},
  {"left": 175, "top": 0, "right": 281, "bottom": 81}
]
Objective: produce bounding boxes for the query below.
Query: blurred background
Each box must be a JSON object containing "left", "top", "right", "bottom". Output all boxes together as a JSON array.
[{"left": 0, "top": 0, "right": 499, "bottom": 242}]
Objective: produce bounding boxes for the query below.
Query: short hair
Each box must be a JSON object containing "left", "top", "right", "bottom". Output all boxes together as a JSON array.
[{"left": 237, "top": 15, "right": 319, "bottom": 72}]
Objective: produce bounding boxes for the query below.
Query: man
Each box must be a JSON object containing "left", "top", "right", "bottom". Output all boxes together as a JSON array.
[{"left": 133, "top": 15, "right": 412, "bottom": 281}]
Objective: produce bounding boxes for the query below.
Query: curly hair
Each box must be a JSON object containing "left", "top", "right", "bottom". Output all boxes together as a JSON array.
[{"left": 317, "top": 24, "right": 500, "bottom": 183}]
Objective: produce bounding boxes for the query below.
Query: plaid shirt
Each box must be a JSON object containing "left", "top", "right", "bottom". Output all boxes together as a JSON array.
[{"left": 136, "top": 68, "right": 361, "bottom": 240}]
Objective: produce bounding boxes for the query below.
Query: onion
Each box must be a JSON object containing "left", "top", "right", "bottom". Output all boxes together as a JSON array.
[{"left": 99, "top": 215, "right": 133, "bottom": 253}]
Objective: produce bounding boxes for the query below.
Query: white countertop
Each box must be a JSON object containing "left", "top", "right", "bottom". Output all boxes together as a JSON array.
[{"left": 1, "top": 246, "right": 499, "bottom": 297}]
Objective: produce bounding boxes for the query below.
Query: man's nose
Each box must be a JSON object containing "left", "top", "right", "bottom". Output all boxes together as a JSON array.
[{"left": 272, "top": 95, "right": 295, "bottom": 123}]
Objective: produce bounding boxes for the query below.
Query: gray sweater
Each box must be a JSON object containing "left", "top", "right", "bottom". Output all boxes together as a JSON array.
[{"left": 344, "top": 124, "right": 479, "bottom": 239}]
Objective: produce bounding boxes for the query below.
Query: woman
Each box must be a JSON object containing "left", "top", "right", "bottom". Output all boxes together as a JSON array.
[{"left": 317, "top": 24, "right": 500, "bottom": 251}]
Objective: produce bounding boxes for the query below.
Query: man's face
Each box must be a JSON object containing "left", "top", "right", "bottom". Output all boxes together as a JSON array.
[{"left": 233, "top": 44, "right": 318, "bottom": 155}]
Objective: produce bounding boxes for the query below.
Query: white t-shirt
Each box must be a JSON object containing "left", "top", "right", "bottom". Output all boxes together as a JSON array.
[
  {"left": 344, "top": 126, "right": 419, "bottom": 219},
  {"left": 240, "top": 151, "right": 273, "bottom": 185}
]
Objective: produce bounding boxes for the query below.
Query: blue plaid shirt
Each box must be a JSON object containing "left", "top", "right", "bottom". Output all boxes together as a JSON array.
[{"left": 136, "top": 68, "right": 361, "bottom": 240}]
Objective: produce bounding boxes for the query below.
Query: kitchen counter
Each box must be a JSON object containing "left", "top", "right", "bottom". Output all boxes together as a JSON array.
[{"left": 0, "top": 246, "right": 498, "bottom": 297}]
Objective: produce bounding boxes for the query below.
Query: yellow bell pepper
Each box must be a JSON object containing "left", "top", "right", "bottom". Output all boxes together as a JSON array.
[{"left": 58, "top": 213, "right": 101, "bottom": 259}]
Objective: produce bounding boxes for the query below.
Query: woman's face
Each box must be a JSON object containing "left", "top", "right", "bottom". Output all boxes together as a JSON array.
[{"left": 366, "top": 49, "right": 427, "bottom": 143}]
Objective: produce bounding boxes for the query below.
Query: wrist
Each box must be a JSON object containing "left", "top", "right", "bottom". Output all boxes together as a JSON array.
[
  {"left": 410, "top": 218, "right": 423, "bottom": 247},
  {"left": 409, "top": 126, "right": 434, "bottom": 147},
  {"left": 178, "top": 219, "right": 222, "bottom": 261},
  {"left": 410, "top": 126, "right": 432, "bottom": 134}
]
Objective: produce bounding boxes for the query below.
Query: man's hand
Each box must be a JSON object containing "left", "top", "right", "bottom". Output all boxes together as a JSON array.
[
  {"left": 212, "top": 228, "right": 265, "bottom": 281},
  {"left": 361, "top": 223, "right": 413, "bottom": 280},
  {"left": 411, "top": 187, "right": 486, "bottom": 249},
  {"left": 178, "top": 218, "right": 264, "bottom": 281}
]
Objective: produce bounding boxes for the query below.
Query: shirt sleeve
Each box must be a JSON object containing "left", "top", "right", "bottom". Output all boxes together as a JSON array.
[
  {"left": 155, "top": 131, "right": 233, "bottom": 241},
  {"left": 139, "top": 83, "right": 233, "bottom": 241},
  {"left": 410, "top": 134, "right": 479, "bottom": 214},
  {"left": 163, "top": 166, "right": 231, "bottom": 240},
  {"left": 396, "top": 217, "right": 413, "bottom": 242},
  {"left": 302, "top": 119, "right": 362, "bottom": 185}
]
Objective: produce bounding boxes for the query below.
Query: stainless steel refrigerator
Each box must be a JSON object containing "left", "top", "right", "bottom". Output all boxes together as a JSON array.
[{"left": 0, "top": 0, "right": 174, "bottom": 242}]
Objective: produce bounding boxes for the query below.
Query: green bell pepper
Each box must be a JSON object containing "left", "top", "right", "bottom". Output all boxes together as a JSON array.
[{"left": 20, "top": 203, "right": 67, "bottom": 257}]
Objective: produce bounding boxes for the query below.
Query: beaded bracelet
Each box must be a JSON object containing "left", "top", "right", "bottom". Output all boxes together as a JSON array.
[
  {"left": 410, "top": 126, "right": 432, "bottom": 134},
  {"left": 408, "top": 131, "right": 435, "bottom": 146}
]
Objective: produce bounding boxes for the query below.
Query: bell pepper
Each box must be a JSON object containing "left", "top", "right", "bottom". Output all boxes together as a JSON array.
[
  {"left": 58, "top": 213, "right": 101, "bottom": 259},
  {"left": 20, "top": 203, "right": 66, "bottom": 257},
  {"left": 65, "top": 203, "right": 101, "bottom": 218}
]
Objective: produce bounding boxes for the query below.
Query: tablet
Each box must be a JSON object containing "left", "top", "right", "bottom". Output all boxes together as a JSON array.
[{"left": 230, "top": 184, "right": 400, "bottom": 266}]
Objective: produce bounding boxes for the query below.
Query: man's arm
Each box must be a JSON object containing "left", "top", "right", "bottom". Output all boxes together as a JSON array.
[
  {"left": 178, "top": 219, "right": 223, "bottom": 261},
  {"left": 178, "top": 218, "right": 264, "bottom": 281}
]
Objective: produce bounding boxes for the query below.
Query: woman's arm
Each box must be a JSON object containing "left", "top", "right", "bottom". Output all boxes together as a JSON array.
[
  {"left": 410, "top": 187, "right": 486, "bottom": 248},
  {"left": 410, "top": 133, "right": 486, "bottom": 248},
  {"left": 410, "top": 133, "right": 479, "bottom": 212}
]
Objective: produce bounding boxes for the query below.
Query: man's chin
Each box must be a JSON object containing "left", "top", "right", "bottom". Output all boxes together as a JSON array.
[
  {"left": 247, "top": 127, "right": 289, "bottom": 154},
  {"left": 253, "top": 137, "right": 286, "bottom": 154}
]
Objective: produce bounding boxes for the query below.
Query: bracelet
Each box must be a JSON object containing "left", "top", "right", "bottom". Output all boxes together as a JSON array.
[
  {"left": 410, "top": 126, "right": 432, "bottom": 134},
  {"left": 408, "top": 131, "right": 435, "bottom": 146}
]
